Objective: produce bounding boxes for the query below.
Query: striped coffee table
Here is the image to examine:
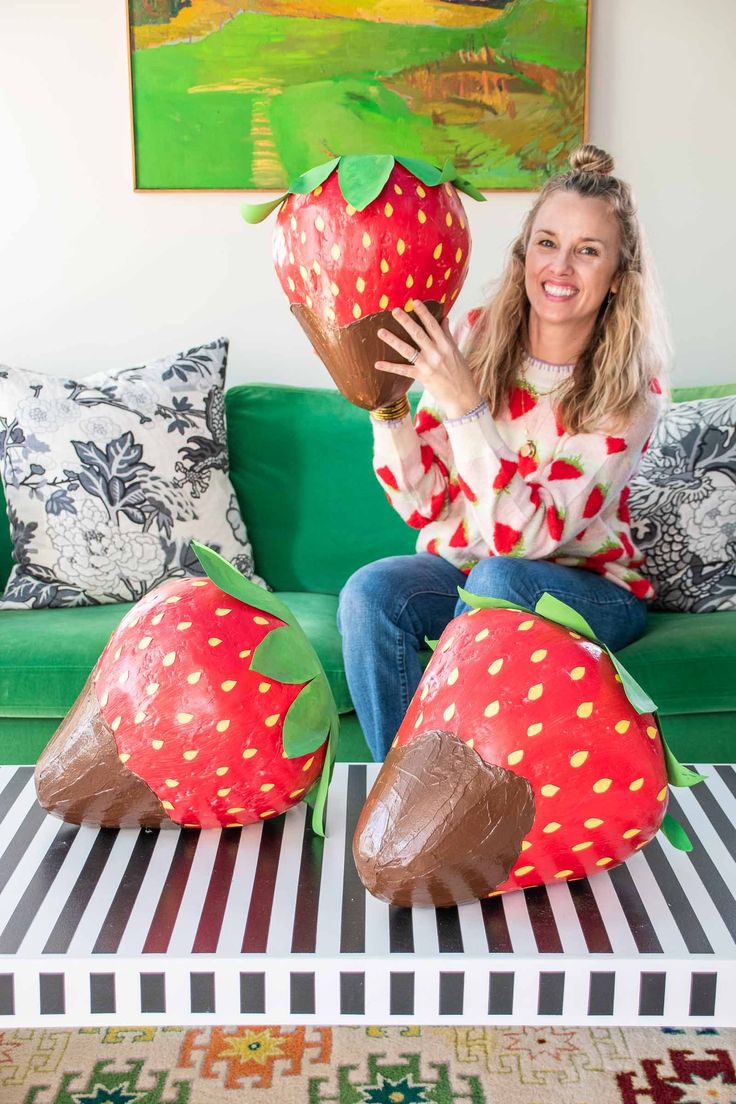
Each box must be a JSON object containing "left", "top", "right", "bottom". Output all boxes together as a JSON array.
[{"left": 0, "top": 763, "right": 734, "bottom": 1027}]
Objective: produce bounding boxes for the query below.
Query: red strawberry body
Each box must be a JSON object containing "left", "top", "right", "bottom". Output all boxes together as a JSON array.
[
  {"left": 393, "top": 606, "right": 668, "bottom": 894},
  {"left": 93, "top": 577, "right": 325, "bottom": 828},
  {"left": 582, "top": 483, "right": 608, "bottom": 519},
  {"left": 548, "top": 457, "right": 584, "bottom": 481}
]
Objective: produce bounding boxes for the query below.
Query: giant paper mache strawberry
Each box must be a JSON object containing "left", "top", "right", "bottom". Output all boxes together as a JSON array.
[
  {"left": 34, "top": 543, "right": 339, "bottom": 836},
  {"left": 242, "top": 154, "right": 485, "bottom": 409},
  {"left": 353, "top": 590, "right": 704, "bottom": 907}
]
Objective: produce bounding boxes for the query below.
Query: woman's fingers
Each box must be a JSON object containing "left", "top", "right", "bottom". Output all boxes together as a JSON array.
[
  {"left": 374, "top": 361, "right": 417, "bottom": 378},
  {"left": 377, "top": 327, "right": 419, "bottom": 363},
  {"left": 413, "top": 299, "right": 449, "bottom": 345},
  {"left": 389, "top": 305, "right": 434, "bottom": 351}
]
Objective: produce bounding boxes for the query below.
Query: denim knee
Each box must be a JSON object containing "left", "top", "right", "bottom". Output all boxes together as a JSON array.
[
  {"left": 337, "top": 560, "right": 394, "bottom": 634},
  {"left": 458, "top": 556, "right": 534, "bottom": 615}
]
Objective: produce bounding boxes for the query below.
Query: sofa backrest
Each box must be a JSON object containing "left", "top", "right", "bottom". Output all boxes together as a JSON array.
[{"left": 2, "top": 381, "right": 736, "bottom": 595}]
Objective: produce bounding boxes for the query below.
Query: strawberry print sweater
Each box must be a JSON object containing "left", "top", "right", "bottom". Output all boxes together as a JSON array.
[{"left": 371, "top": 343, "right": 664, "bottom": 600}]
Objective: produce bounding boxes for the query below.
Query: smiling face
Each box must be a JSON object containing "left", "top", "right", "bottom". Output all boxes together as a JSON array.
[{"left": 524, "top": 191, "right": 622, "bottom": 343}]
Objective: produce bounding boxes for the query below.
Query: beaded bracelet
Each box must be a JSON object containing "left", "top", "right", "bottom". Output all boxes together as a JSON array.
[{"left": 444, "top": 400, "right": 489, "bottom": 427}]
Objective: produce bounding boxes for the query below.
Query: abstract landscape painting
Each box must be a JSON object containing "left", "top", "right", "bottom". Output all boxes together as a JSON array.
[{"left": 127, "top": 0, "right": 589, "bottom": 191}]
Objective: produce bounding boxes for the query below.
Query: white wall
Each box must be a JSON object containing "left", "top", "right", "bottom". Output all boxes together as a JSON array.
[{"left": 1, "top": 0, "right": 734, "bottom": 387}]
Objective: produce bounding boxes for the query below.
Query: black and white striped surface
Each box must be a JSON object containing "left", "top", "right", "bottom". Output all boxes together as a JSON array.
[{"left": 0, "top": 763, "right": 734, "bottom": 1026}]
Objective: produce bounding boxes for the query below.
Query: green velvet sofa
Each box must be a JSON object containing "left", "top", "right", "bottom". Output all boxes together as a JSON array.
[{"left": 1, "top": 382, "right": 735, "bottom": 765}]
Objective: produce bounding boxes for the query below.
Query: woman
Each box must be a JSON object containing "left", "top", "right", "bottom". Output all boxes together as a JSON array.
[{"left": 337, "top": 144, "right": 671, "bottom": 762}]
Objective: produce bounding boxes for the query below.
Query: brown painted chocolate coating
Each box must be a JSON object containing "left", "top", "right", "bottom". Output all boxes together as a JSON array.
[
  {"left": 35, "top": 674, "right": 172, "bottom": 828},
  {"left": 353, "top": 729, "right": 536, "bottom": 908},
  {"left": 292, "top": 301, "right": 444, "bottom": 410}
]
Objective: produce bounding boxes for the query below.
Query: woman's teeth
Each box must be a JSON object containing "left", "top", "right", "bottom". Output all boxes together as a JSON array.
[{"left": 543, "top": 283, "right": 577, "bottom": 298}]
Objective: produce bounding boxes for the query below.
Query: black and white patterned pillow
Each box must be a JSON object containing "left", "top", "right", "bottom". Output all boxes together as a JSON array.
[
  {"left": 0, "top": 338, "right": 268, "bottom": 608},
  {"left": 629, "top": 395, "right": 736, "bottom": 612}
]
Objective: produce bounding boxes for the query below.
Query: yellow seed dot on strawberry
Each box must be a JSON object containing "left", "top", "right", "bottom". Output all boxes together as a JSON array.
[
  {"left": 313, "top": 260, "right": 321, "bottom": 274},
  {"left": 646, "top": 726, "right": 658, "bottom": 739},
  {"left": 420, "top": 682, "right": 429, "bottom": 701},
  {"left": 111, "top": 716, "right": 121, "bottom": 731},
  {"left": 288, "top": 251, "right": 295, "bottom": 264},
  {"left": 615, "top": 720, "right": 630, "bottom": 734},
  {"left": 165, "top": 596, "right": 181, "bottom": 604},
  {"left": 216, "top": 766, "right": 229, "bottom": 776},
  {"left": 405, "top": 298, "right": 414, "bottom": 312},
  {"left": 577, "top": 701, "right": 593, "bottom": 718},
  {"left": 161, "top": 800, "right": 174, "bottom": 810},
  {"left": 187, "top": 672, "right": 201, "bottom": 686},
  {"left": 541, "top": 784, "right": 559, "bottom": 797},
  {"left": 227, "top": 807, "right": 244, "bottom": 814},
  {"left": 475, "top": 628, "right": 489, "bottom": 642},
  {"left": 138, "top": 636, "right": 152, "bottom": 649},
  {"left": 207, "top": 638, "right": 222, "bottom": 648},
  {"left": 259, "top": 682, "right": 271, "bottom": 693},
  {"left": 177, "top": 622, "right": 192, "bottom": 631},
  {"left": 585, "top": 817, "right": 603, "bottom": 828},
  {"left": 418, "top": 210, "right": 426, "bottom": 224},
  {"left": 165, "top": 779, "right": 179, "bottom": 788},
  {"left": 287, "top": 277, "right": 296, "bottom": 292},
  {"left": 118, "top": 671, "right": 129, "bottom": 685},
  {"left": 596, "top": 857, "right": 613, "bottom": 867},
  {"left": 314, "top": 185, "right": 322, "bottom": 196},
  {"left": 623, "top": 828, "right": 640, "bottom": 839},
  {"left": 570, "top": 630, "right": 582, "bottom": 639},
  {"left": 440, "top": 293, "right": 447, "bottom": 303},
  {"left": 152, "top": 739, "right": 164, "bottom": 750},
  {"left": 396, "top": 239, "right": 406, "bottom": 257},
  {"left": 515, "top": 865, "right": 534, "bottom": 876},
  {"left": 555, "top": 870, "right": 573, "bottom": 879},
  {"left": 239, "top": 650, "right": 251, "bottom": 659},
  {"left": 443, "top": 702, "right": 456, "bottom": 722},
  {"left": 570, "top": 751, "right": 588, "bottom": 767},
  {"left": 521, "top": 840, "right": 532, "bottom": 851},
  {"left": 414, "top": 711, "right": 423, "bottom": 729},
  {"left": 353, "top": 304, "right": 362, "bottom": 319},
  {"left": 570, "top": 666, "right": 586, "bottom": 680},
  {"left": 290, "top": 788, "right": 305, "bottom": 798},
  {"left": 447, "top": 667, "right": 459, "bottom": 686},
  {"left": 488, "top": 658, "right": 504, "bottom": 674},
  {"left": 518, "top": 620, "right": 534, "bottom": 631},
  {"left": 216, "top": 719, "right": 230, "bottom": 733},
  {"left": 484, "top": 700, "right": 500, "bottom": 718},
  {"left": 393, "top": 183, "right": 403, "bottom": 195},
  {"left": 629, "top": 777, "right": 644, "bottom": 791},
  {"left": 99, "top": 690, "right": 109, "bottom": 707},
  {"left": 543, "top": 821, "right": 561, "bottom": 833},
  {"left": 331, "top": 243, "right": 341, "bottom": 261},
  {"left": 531, "top": 649, "right": 547, "bottom": 662},
  {"left": 508, "top": 749, "right": 524, "bottom": 765},
  {"left": 444, "top": 267, "right": 452, "bottom": 281},
  {"left": 325, "top": 306, "right": 336, "bottom": 322},
  {"left": 362, "top": 232, "right": 371, "bottom": 248},
  {"left": 177, "top": 713, "right": 193, "bottom": 724},
  {"left": 455, "top": 248, "right": 463, "bottom": 262},
  {"left": 445, "top": 213, "right": 453, "bottom": 227},
  {"left": 380, "top": 259, "right": 390, "bottom": 274},
  {"left": 260, "top": 783, "right": 275, "bottom": 793},
  {"left": 183, "top": 749, "right": 199, "bottom": 761},
  {"left": 119, "top": 753, "right": 130, "bottom": 764},
  {"left": 528, "top": 683, "right": 543, "bottom": 700},
  {"left": 657, "top": 786, "right": 668, "bottom": 801},
  {"left": 416, "top": 185, "right": 427, "bottom": 199},
  {"left": 406, "top": 274, "right": 414, "bottom": 288},
  {"left": 243, "top": 748, "right": 257, "bottom": 759},
  {"left": 527, "top": 722, "right": 543, "bottom": 736},
  {"left": 303, "top": 756, "right": 315, "bottom": 771},
  {"left": 384, "top": 202, "right": 393, "bottom": 217},
  {"left": 290, "top": 216, "right": 297, "bottom": 230},
  {"left": 425, "top": 275, "right": 434, "bottom": 289},
  {"left": 572, "top": 841, "right": 593, "bottom": 851},
  {"left": 299, "top": 265, "right": 308, "bottom": 280},
  {"left": 465, "top": 738, "right": 474, "bottom": 749},
  {"left": 356, "top": 276, "right": 365, "bottom": 293},
  {"left": 162, "top": 651, "right": 176, "bottom": 666},
  {"left": 460, "top": 216, "right": 466, "bottom": 230},
  {"left": 345, "top": 203, "right": 355, "bottom": 216},
  {"left": 260, "top": 810, "right": 277, "bottom": 819},
  {"left": 265, "top": 714, "right": 280, "bottom": 728},
  {"left": 433, "top": 243, "right": 443, "bottom": 260},
  {"left": 315, "top": 215, "right": 325, "bottom": 232},
  {"left": 593, "top": 778, "right": 612, "bottom": 793},
  {"left": 379, "top": 294, "right": 389, "bottom": 309},
  {"left": 330, "top": 281, "right": 339, "bottom": 296},
  {"left": 133, "top": 712, "right": 146, "bottom": 725},
  {"left": 216, "top": 608, "right": 230, "bottom": 618},
  {"left": 440, "top": 636, "right": 455, "bottom": 653},
  {"left": 217, "top": 788, "right": 231, "bottom": 797},
  {"left": 221, "top": 680, "right": 236, "bottom": 692}
]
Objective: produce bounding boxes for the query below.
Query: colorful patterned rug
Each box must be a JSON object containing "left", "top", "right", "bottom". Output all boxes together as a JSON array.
[{"left": 1, "top": 1025, "right": 735, "bottom": 1103}]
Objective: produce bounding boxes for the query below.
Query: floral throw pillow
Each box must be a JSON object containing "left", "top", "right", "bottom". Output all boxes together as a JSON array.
[
  {"left": 0, "top": 338, "right": 269, "bottom": 608},
  {"left": 629, "top": 395, "right": 736, "bottom": 612}
]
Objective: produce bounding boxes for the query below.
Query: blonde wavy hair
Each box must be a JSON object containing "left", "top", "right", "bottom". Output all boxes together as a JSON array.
[{"left": 462, "top": 144, "right": 672, "bottom": 434}]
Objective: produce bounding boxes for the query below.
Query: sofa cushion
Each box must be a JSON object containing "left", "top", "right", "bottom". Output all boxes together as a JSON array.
[
  {"left": 0, "top": 339, "right": 267, "bottom": 608},
  {"left": 629, "top": 396, "right": 736, "bottom": 612},
  {"left": 0, "top": 592, "right": 352, "bottom": 720},
  {"left": 225, "top": 383, "right": 418, "bottom": 593}
]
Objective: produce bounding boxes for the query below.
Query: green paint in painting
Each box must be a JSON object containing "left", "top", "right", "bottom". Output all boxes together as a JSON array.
[{"left": 129, "top": 0, "right": 588, "bottom": 190}]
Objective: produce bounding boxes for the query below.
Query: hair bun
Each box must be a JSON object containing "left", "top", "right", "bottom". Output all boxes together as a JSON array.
[{"left": 569, "top": 144, "right": 615, "bottom": 176}]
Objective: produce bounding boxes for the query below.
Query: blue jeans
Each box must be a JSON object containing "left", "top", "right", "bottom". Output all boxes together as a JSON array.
[{"left": 337, "top": 554, "right": 649, "bottom": 762}]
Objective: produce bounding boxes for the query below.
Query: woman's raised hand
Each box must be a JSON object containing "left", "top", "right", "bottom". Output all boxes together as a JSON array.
[{"left": 375, "top": 300, "right": 482, "bottom": 420}]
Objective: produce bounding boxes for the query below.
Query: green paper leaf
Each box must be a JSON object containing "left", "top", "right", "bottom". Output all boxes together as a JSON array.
[
  {"left": 659, "top": 812, "right": 694, "bottom": 852},
  {"left": 424, "top": 637, "right": 438, "bottom": 652},
  {"left": 395, "top": 156, "right": 443, "bottom": 186},
  {"left": 288, "top": 157, "right": 340, "bottom": 195},
  {"left": 662, "top": 741, "right": 707, "bottom": 788},
  {"left": 453, "top": 176, "right": 486, "bottom": 202},
  {"left": 310, "top": 711, "right": 340, "bottom": 837},
  {"left": 338, "top": 154, "right": 395, "bottom": 210},
  {"left": 240, "top": 194, "right": 288, "bottom": 224},
  {"left": 534, "top": 592, "right": 597, "bottom": 638},
  {"left": 282, "top": 676, "right": 332, "bottom": 759},
  {"left": 438, "top": 159, "right": 458, "bottom": 184},
  {"left": 250, "top": 625, "right": 321, "bottom": 684},
  {"left": 605, "top": 652, "right": 658, "bottom": 714},
  {"left": 457, "top": 586, "right": 530, "bottom": 613},
  {"left": 191, "top": 541, "right": 293, "bottom": 624}
]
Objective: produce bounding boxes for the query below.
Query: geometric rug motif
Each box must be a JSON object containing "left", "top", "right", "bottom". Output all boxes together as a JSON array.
[{"left": 1, "top": 1025, "right": 734, "bottom": 1104}]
